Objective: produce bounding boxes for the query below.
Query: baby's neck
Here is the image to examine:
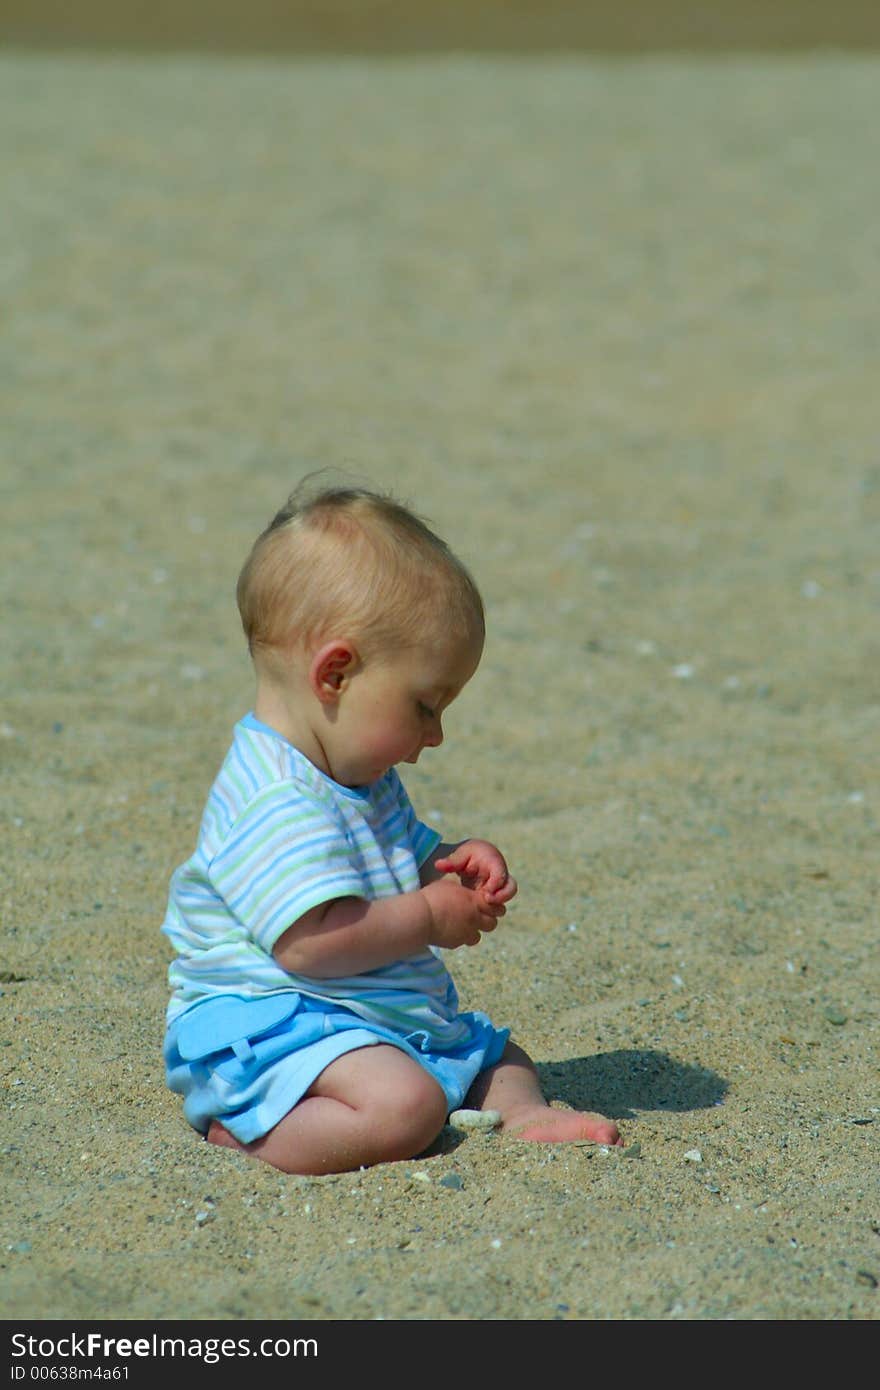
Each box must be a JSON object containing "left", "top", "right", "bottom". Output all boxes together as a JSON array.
[{"left": 253, "top": 681, "right": 331, "bottom": 777}]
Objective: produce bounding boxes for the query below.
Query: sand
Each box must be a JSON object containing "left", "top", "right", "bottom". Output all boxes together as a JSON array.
[{"left": 1, "top": 48, "right": 878, "bottom": 1325}]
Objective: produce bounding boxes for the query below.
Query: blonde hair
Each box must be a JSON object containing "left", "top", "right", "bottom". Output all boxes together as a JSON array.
[{"left": 237, "top": 481, "right": 485, "bottom": 664}]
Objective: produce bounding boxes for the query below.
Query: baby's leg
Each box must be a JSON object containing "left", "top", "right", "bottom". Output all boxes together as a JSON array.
[
  {"left": 207, "top": 1043, "right": 448, "bottom": 1175},
  {"left": 464, "top": 1040, "right": 622, "bottom": 1146}
]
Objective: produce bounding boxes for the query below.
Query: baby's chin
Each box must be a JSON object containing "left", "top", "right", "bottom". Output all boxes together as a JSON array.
[
  {"left": 357, "top": 766, "right": 391, "bottom": 787},
  {"left": 347, "top": 758, "right": 410, "bottom": 786}
]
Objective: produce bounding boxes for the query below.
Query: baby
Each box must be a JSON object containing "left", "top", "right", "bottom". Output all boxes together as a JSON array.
[{"left": 162, "top": 482, "right": 621, "bottom": 1174}]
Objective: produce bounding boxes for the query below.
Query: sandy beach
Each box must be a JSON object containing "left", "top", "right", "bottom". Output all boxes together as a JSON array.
[{"left": 1, "top": 46, "right": 878, "bottom": 1324}]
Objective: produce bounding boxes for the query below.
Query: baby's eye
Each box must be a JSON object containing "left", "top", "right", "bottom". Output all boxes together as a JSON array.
[{"left": 418, "top": 701, "right": 436, "bottom": 718}]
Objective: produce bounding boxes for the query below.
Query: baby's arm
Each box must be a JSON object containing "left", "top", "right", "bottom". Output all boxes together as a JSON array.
[
  {"left": 421, "top": 839, "right": 518, "bottom": 907},
  {"left": 272, "top": 875, "right": 503, "bottom": 979}
]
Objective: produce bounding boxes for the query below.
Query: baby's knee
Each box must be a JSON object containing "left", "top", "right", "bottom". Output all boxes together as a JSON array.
[{"left": 376, "top": 1069, "right": 447, "bottom": 1160}]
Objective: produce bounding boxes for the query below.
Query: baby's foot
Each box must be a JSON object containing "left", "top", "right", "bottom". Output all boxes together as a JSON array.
[
  {"left": 206, "top": 1119, "right": 248, "bottom": 1153},
  {"left": 504, "top": 1105, "right": 622, "bottom": 1147}
]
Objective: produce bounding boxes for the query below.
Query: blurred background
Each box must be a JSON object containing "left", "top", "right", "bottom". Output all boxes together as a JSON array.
[
  {"left": 3, "top": 0, "right": 879, "bottom": 1328},
  {"left": 3, "top": 0, "right": 880, "bottom": 53}
]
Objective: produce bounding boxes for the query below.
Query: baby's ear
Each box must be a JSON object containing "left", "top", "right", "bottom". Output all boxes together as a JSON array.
[{"left": 309, "top": 640, "right": 359, "bottom": 702}]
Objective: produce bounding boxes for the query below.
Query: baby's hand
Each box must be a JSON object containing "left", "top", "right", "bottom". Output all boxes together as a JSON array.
[
  {"left": 422, "top": 876, "right": 505, "bottom": 950},
  {"left": 433, "top": 839, "right": 518, "bottom": 908}
]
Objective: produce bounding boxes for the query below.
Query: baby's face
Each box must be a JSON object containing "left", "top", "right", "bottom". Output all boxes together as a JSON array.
[{"left": 325, "top": 633, "right": 482, "bottom": 788}]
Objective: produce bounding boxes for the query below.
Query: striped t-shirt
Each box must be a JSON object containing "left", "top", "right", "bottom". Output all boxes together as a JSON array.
[{"left": 162, "top": 714, "right": 470, "bottom": 1043}]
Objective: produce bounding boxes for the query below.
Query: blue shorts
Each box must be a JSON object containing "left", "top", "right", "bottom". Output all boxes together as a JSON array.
[{"left": 164, "top": 991, "right": 510, "bottom": 1145}]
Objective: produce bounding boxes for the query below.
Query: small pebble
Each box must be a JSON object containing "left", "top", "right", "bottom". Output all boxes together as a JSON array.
[
  {"left": 623, "top": 1142, "right": 642, "bottom": 1159},
  {"left": 438, "top": 1173, "right": 464, "bottom": 1190},
  {"left": 824, "top": 1005, "right": 848, "bottom": 1026},
  {"left": 684, "top": 1149, "right": 703, "bottom": 1163},
  {"left": 449, "top": 1108, "right": 501, "bottom": 1131}
]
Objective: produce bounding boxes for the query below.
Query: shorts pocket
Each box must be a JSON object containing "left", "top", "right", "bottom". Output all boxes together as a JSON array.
[{"left": 175, "top": 993, "right": 302, "bottom": 1066}]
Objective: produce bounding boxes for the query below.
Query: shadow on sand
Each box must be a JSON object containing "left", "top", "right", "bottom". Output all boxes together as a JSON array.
[
  {"left": 536, "top": 1049, "right": 728, "bottom": 1121},
  {"left": 426, "top": 1048, "right": 727, "bottom": 1155}
]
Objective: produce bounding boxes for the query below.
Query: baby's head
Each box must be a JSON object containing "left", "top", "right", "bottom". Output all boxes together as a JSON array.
[
  {"left": 237, "top": 481, "right": 485, "bottom": 668},
  {"left": 237, "top": 482, "right": 485, "bottom": 784}
]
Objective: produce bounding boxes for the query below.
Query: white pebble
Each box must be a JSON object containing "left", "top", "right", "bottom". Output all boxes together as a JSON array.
[
  {"left": 449, "top": 1109, "right": 502, "bottom": 1131},
  {"left": 684, "top": 1149, "right": 703, "bottom": 1163},
  {"left": 672, "top": 663, "right": 694, "bottom": 680}
]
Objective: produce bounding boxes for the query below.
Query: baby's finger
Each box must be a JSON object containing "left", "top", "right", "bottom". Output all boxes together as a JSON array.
[
  {"left": 434, "top": 853, "right": 471, "bottom": 876},
  {"left": 485, "top": 875, "right": 517, "bottom": 904}
]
